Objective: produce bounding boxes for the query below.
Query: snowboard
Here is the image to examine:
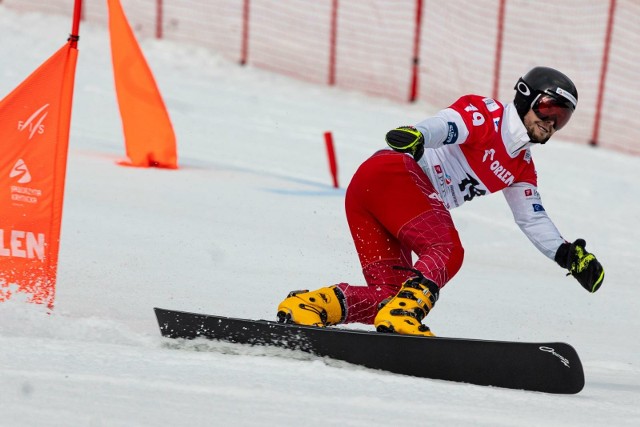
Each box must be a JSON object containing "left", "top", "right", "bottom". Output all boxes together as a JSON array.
[{"left": 154, "top": 307, "right": 585, "bottom": 394}]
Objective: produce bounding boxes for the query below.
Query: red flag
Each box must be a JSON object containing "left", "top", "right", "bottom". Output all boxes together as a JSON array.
[
  {"left": 0, "top": 42, "right": 79, "bottom": 308},
  {"left": 108, "top": 0, "right": 178, "bottom": 169}
]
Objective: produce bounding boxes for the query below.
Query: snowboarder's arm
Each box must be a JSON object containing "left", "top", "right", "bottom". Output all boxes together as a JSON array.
[
  {"left": 502, "top": 182, "right": 564, "bottom": 260},
  {"left": 503, "top": 183, "right": 604, "bottom": 292}
]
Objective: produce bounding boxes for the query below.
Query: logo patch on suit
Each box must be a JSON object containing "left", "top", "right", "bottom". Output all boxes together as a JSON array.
[
  {"left": 483, "top": 97, "right": 500, "bottom": 112},
  {"left": 532, "top": 204, "right": 545, "bottom": 212},
  {"left": 445, "top": 122, "right": 458, "bottom": 144}
]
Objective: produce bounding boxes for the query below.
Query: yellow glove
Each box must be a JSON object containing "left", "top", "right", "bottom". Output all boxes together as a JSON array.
[{"left": 385, "top": 126, "right": 424, "bottom": 160}]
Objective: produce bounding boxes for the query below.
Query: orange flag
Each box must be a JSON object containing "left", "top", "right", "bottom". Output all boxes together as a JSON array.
[
  {"left": 108, "top": 0, "right": 178, "bottom": 168},
  {"left": 0, "top": 41, "right": 79, "bottom": 308}
]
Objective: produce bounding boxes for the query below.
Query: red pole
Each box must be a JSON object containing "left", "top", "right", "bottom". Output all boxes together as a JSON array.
[
  {"left": 69, "top": 0, "right": 83, "bottom": 48},
  {"left": 324, "top": 132, "right": 339, "bottom": 188},
  {"left": 492, "top": 0, "right": 506, "bottom": 100},
  {"left": 408, "top": 0, "right": 423, "bottom": 102},
  {"left": 328, "top": 0, "right": 338, "bottom": 85},
  {"left": 156, "top": 0, "right": 163, "bottom": 39},
  {"left": 590, "top": 0, "right": 616, "bottom": 147},
  {"left": 240, "top": 0, "right": 251, "bottom": 65}
]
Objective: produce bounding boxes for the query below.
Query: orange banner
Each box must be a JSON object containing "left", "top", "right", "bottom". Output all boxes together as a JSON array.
[
  {"left": 0, "top": 42, "right": 78, "bottom": 308},
  {"left": 108, "top": 0, "right": 178, "bottom": 169}
]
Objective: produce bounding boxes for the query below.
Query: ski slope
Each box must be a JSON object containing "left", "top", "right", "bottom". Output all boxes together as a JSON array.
[{"left": 1, "top": 7, "right": 639, "bottom": 426}]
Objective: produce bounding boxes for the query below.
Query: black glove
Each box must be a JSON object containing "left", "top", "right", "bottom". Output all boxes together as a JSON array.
[
  {"left": 386, "top": 126, "right": 425, "bottom": 161},
  {"left": 554, "top": 239, "right": 605, "bottom": 293}
]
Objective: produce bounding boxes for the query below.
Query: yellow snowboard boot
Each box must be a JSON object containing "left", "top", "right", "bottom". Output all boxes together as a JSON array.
[
  {"left": 374, "top": 276, "right": 439, "bottom": 336},
  {"left": 277, "top": 286, "right": 345, "bottom": 327}
]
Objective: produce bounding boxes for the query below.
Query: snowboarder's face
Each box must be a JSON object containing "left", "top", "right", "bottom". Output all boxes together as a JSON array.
[{"left": 524, "top": 109, "right": 556, "bottom": 144}]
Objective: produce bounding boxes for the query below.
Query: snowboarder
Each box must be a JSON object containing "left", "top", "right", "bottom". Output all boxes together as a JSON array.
[{"left": 277, "top": 67, "right": 604, "bottom": 336}]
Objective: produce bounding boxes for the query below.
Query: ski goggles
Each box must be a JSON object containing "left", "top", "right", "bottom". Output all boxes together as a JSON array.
[{"left": 531, "top": 94, "right": 575, "bottom": 130}]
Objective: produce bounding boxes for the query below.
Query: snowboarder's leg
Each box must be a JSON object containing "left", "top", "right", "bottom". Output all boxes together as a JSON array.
[
  {"left": 342, "top": 151, "right": 463, "bottom": 331},
  {"left": 276, "top": 151, "right": 463, "bottom": 331}
]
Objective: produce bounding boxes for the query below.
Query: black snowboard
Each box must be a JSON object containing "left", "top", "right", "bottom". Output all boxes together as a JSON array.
[{"left": 154, "top": 307, "right": 585, "bottom": 394}]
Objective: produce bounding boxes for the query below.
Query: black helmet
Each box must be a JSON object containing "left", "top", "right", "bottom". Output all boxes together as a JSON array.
[{"left": 513, "top": 67, "right": 578, "bottom": 130}]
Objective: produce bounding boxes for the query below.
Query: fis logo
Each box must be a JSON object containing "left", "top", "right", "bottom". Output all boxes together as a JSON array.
[
  {"left": 445, "top": 122, "right": 458, "bottom": 144},
  {"left": 10, "top": 159, "right": 32, "bottom": 184},
  {"left": 18, "top": 104, "right": 49, "bottom": 140}
]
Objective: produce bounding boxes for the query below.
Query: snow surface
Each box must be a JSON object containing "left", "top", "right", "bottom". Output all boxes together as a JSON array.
[{"left": 1, "top": 7, "right": 639, "bottom": 426}]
